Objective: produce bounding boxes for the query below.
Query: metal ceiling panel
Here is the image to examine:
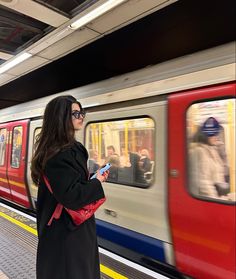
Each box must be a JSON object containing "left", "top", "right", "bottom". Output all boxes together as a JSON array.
[
  {"left": 0, "top": 72, "right": 15, "bottom": 83},
  {"left": 38, "top": 26, "right": 100, "bottom": 60},
  {"left": 34, "top": 0, "right": 98, "bottom": 16},
  {"left": 6, "top": 55, "right": 48, "bottom": 75},
  {"left": 0, "top": 51, "right": 13, "bottom": 60},
  {"left": 89, "top": 0, "right": 177, "bottom": 34},
  {"left": 33, "top": 0, "right": 179, "bottom": 62},
  {"left": 1, "top": 0, "right": 68, "bottom": 26},
  {"left": 0, "top": 0, "right": 179, "bottom": 88},
  {"left": 0, "top": 4, "right": 50, "bottom": 55}
]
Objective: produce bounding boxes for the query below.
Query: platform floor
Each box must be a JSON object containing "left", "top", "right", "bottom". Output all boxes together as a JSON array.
[{"left": 0, "top": 202, "right": 169, "bottom": 279}]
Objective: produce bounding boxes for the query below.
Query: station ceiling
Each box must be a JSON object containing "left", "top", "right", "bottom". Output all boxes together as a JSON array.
[{"left": 0, "top": 0, "right": 235, "bottom": 109}]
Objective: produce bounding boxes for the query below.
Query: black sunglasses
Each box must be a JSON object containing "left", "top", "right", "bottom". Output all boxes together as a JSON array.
[{"left": 72, "top": 109, "right": 86, "bottom": 119}]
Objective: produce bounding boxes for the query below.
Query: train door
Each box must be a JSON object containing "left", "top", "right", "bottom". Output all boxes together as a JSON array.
[
  {"left": 7, "top": 120, "right": 31, "bottom": 208},
  {"left": 168, "top": 83, "right": 236, "bottom": 279},
  {"left": 26, "top": 119, "right": 42, "bottom": 209},
  {"left": 0, "top": 123, "right": 11, "bottom": 200}
]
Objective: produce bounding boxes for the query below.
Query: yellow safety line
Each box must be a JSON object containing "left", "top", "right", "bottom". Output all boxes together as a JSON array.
[
  {"left": 100, "top": 264, "right": 128, "bottom": 279},
  {"left": 0, "top": 211, "right": 37, "bottom": 236},
  {"left": 0, "top": 210, "right": 129, "bottom": 279}
]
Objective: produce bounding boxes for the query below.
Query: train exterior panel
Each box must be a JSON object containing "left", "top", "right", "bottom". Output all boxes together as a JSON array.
[
  {"left": 169, "top": 83, "right": 236, "bottom": 278},
  {"left": 0, "top": 120, "right": 31, "bottom": 208},
  {"left": 0, "top": 43, "right": 235, "bottom": 278}
]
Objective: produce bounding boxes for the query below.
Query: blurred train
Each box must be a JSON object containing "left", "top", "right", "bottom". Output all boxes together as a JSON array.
[{"left": 0, "top": 42, "right": 235, "bottom": 279}]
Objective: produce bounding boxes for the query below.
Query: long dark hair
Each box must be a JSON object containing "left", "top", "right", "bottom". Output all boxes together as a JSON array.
[{"left": 31, "top": 95, "right": 82, "bottom": 184}]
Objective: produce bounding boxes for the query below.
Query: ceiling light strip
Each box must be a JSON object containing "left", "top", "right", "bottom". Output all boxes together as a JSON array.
[
  {"left": 69, "top": 0, "right": 126, "bottom": 30},
  {"left": 0, "top": 53, "right": 32, "bottom": 75}
]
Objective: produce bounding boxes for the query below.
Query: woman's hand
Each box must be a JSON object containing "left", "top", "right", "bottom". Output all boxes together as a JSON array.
[{"left": 96, "top": 170, "right": 109, "bottom": 183}]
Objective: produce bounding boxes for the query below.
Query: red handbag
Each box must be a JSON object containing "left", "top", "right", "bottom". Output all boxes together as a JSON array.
[{"left": 43, "top": 175, "right": 105, "bottom": 226}]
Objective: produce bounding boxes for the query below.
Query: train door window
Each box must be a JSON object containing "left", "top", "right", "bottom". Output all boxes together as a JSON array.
[
  {"left": 33, "top": 128, "right": 41, "bottom": 154},
  {"left": 11, "top": 126, "right": 23, "bottom": 168},
  {"left": 187, "top": 98, "right": 235, "bottom": 202},
  {"left": 85, "top": 117, "right": 155, "bottom": 188},
  {"left": 0, "top": 128, "right": 7, "bottom": 166}
]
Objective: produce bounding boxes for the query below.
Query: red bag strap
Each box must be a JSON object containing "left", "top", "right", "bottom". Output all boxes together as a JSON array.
[
  {"left": 43, "top": 175, "right": 55, "bottom": 193},
  {"left": 43, "top": 175, "right": 63, "bottom": 225}
]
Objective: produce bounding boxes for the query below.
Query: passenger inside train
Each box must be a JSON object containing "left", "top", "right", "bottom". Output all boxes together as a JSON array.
[
  {"left": 86, "top": 118, "right": 155, "bottom": 187},
  {"left": 0, "top": 129, "right": 6, "bottom": 166},
  {"left": 88, "top": 149, "right": 100, "bottom": 174},
  {"left": 189, "top": 117, "right": 230, "bottom": 198},
  {"left": 187, "top": 97, "right": 235, "bottom": 202},
  {"left": 12, "top": 127, "right": 22, "bottom": 168}
]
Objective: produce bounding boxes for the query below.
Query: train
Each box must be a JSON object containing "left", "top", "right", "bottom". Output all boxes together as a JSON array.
[{"left": 0, "top": 42, "right": 235, "bottom": 279}]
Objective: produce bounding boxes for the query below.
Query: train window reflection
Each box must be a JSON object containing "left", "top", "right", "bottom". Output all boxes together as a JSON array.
[
  {"left": 33, "top": 128, "right": 41, "bottom": 154},
  {"left": 187, "top": 98, "right": 235, "bottom": 202},
  {"left": 11, "top": 126, "right": 23, "bottom": 168},
  {"left": 86, "top": 117, "right": 155, "bottom": 188},
  {"left": 0, "top": 128, "right": 7, "bottom": 166}
]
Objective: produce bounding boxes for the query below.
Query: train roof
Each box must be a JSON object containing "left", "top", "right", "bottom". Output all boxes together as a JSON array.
[{"left": 0, "top": 42, "right": 235, "bottom": 124}]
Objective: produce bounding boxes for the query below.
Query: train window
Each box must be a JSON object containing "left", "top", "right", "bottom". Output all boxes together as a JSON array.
[
  {"left": 187, "top": 98, "right": 235, "bottom": 202},
  {"left": 85, "top": 117, "right": 155, "bottom": 188},
  {"left": 0, "top": 128, "right": 7, "bottom": 166},
  {"left": 33, "top": 128, "right": 41, "bottom": 153},
  {"left": 11, "top": 126, "right": 23, "bottom": 168}
]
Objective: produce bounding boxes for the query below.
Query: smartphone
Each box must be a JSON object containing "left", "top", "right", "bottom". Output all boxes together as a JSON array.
[{"left": 90, "top": 163, "right": 111, "bottom": 179}]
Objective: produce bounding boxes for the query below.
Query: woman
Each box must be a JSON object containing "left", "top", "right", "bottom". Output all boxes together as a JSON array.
[
  {"left": 189, "top": 117, "right": 229, "bottom": 198},
  {"left": 31, "top": 95, "right": 108, "bottom": 279}
]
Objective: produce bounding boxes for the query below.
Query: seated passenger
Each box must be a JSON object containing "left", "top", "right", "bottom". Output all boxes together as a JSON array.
[
  {"left": 88, "top": 150, "right": 100, "bottom": 174},
  {"left": 105, "top": 145, "right": 120, "bottom": 166},
  {"left": 139, "top": 149, "right": 152, "bottom": 173},
  {"left": 12, "top": 129, "right": 22, "bottom": 168},
  {"left": 129, "top": 152, "right": 146, "bottom": 185},
  {"left": 107, "top": 155, "right": 120, "bottom": 182}
]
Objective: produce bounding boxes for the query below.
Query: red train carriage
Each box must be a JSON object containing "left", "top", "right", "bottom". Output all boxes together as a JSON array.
[{"left": 0, "top": 120, "right": 31, "bottom": 208}]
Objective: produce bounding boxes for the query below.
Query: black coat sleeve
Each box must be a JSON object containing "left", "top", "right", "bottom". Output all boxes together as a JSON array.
[{"left": 44, "top": 149, "right": 105, "bottom": 210}]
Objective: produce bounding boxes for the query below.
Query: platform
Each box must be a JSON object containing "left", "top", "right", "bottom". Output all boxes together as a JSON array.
[{"left": 0, "top": 202, "right": 169, "bottom": 279}]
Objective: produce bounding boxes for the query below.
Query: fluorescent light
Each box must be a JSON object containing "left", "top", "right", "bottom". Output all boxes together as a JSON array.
[
  {"left": 0, "top": 52, "right": 32, "bottom": 74},
  {"left": 69, "top": 0, "right": 126, "bottom": 30}
]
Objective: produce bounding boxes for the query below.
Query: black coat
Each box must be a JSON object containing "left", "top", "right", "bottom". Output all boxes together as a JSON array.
[{"left": 36, "top": 141, "right": 105, "bottom": 279}]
